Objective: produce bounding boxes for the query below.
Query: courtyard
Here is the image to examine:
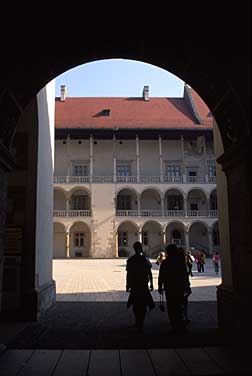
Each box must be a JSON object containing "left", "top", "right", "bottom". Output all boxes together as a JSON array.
[{"left": 53, "top": 258, "right": 221, "bottom": 302}]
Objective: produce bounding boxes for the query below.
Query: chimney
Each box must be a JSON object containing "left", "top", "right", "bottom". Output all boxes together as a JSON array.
[
  {"left": 60, "top": 85, "right": 67, "bottom": 101},
  {"left": 142, "top": 85, "right": 149, "bottom": 101}
]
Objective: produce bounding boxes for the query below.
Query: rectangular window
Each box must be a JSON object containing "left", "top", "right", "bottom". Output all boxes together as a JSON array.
[
  {"left": 165, "top": 165, "right": 181, "bottom": 177},
  {"left": 116, "top": 165, "right": 131, "bottom": 176},
  {"left": 74, "top": 232, "right": 85, "bottom": 247},
  {"left": 73, "top": 165, "right": 89, "bottom": 176},
  {"left": 167, "top": 195, "right": 182, "bottom": 210},
  {"left": 71, "top": 195, "right": 88, "bottom": 210},
  {"left": 117, "top": 195, "right": 131, "bottom": 210},
  {"left": 190, "top": 203, "right": 198, "bottom": 211},
  {"left": 208, "top": 164, "right": 216, "bottom": 177},
  {"left": 118, "top": 231, "right": 128, "bottom": 247},
  {"left": 143, "top": 231, "right": 148, "bottom": 246}
]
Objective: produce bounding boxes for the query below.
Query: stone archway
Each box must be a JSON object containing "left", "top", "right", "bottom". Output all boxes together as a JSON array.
[{"left": 0, "top": 10, "right": 250, "bottom": 331}]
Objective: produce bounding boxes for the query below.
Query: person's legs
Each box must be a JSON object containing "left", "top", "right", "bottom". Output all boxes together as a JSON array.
[{"left": 133, "top": 303, "right": 146, "bottom": 332}]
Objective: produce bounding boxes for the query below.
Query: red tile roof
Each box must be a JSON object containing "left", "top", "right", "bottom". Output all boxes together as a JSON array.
[{"left": 55, "top": 86, "right": 213, "bottom": 130}]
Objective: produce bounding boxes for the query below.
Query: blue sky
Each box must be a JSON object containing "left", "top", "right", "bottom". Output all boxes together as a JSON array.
[{"left": 55, "top": 59, "right": 185, "bottom": 98}]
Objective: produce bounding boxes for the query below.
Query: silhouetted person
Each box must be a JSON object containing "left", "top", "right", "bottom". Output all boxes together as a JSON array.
[
  {"left": 213, "top": 251, "right": 220, "bottom": 274},
  {"left": 158, "top": 244, "right": 190, "bottom": 334},
  {"left": 126, "top": 241, "right": 155, "bottom": 332}
]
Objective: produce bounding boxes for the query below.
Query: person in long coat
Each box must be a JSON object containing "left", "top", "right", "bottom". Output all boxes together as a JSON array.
[
  {"left": 126, "top": 241, "right": 155, "bottom": 331},
  {"left": 158, "top": 243, "right": 190, "bottom": 334}
]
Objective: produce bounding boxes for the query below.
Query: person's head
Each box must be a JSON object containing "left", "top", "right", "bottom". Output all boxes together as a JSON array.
[
  {"left": 178, "top": 247, "right": 185, "bottom": 256},
  {"left": 133, "top": 241, "right": 143, "bottom": 255},
  {"left": 165, "top": 243, "right": 178, "bottom": 256}
]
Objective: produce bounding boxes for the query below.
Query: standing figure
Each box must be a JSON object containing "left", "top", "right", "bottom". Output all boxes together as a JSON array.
[
  {"left": 126, "top": 241, "right": 155, "bottom": 332},
  {"left": 158, "top": 244, "right": 190, "bottom": 334},
  {"left": 213, "top": 251, "right": 220, "bottom": 274},
  {"left": 195, "top": 249, "right": 205, "bottom": 272},
  {"left": 185, "top": 250, "right": 195, "bottom": 277},
  {"left": 156, "top": 250, "right": 166, "bottom": 266}
]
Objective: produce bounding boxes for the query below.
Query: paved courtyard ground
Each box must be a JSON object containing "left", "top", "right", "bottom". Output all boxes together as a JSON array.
[
  {"left": 4, "top": 258, "right": 225, "bottom": 350},
  {"left": 53, "top": 258, "right": 222, "bottom": 302}
]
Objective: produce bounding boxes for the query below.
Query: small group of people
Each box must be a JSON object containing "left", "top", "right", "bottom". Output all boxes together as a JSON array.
[{"left": 126, "top": 241, "right": 191, "bottom": 334}]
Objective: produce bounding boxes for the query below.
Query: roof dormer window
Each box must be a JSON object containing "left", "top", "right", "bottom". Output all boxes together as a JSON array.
[{"left": 102, "top": 109, "right": 110, "bottom": 116}]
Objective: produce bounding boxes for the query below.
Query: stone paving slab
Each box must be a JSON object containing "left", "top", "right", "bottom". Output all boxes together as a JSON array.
[
  {"left": 0, "top": 347, "right": 251, "bottom": 375},
  {"left": 53, "top": 259, "right": 222, "bottom": 302}
]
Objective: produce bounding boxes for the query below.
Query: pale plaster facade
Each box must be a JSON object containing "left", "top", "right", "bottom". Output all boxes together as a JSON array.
[{"left": 53, "top": 133, "right": 219, "bottom": 258}]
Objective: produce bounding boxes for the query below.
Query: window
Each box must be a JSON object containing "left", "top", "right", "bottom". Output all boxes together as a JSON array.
[
  {"left": 117, "top": 195, "right": 131, "bottom": 210},
  {"left": 172, "top": 230, "right": 182, "bottom": 246},
  {"left": 118, "top": 231, "right": 128, "bottom": 247},
  {"left": 143, "top": 231, "right": 149, "bottom": 246},
  {"left": 165, "top": 165, "right": 181, "bottom": 177},
  {"left": 167, "top": 195, "right": 183, "bottom": 210},
  {"left": 74, "top": 232, "right": 85, "bottom": 247},
  {"left": 116, "top": 165, "right": 131, "bottom": 176},
  {"left": 190, "top": 203, "right": 198, "bottom": 211},
  {"left": 208, "top": 164, "right": 216, "bottom": 177},
  {"left": 71, "top": 195, "right": 88, "bottom": 210},
  {"left": 73, "top": 165, "right": 89, "bottom": 176},
  {"left": 102, "top": 109, "right": 110, "bottom": 116}
]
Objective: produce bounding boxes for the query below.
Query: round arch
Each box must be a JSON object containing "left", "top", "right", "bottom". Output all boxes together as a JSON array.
[
  {"left": 188, "top": 221, "right": 209, "bottom": 255},
  {"left": 186, "top": 187, "right": 208, "bottom": 200},
  {"left": 141, "top": 220, "right": 163, "bottom": 258},
  {"left": 117, "top": 220, "right": 139, "bottom": 257},
  {"left": 53, "top": 186, "right": 68, "bottom": 195},
  {"left": 165, "top": 221, "right": 186, "bottom": 248},
  {"left": 116, "top": 220, "right": 139, "bottom": 233},
  {"left": 68, "top": 221, "right": 91, "bottom": 258},
  {"left": 115, "top": 186, "right": 139, "bottom": 196},
  {"left": 164, "top": 187, "right": 185, "bottom": 197},
  {"left": 68, "top": 186, "right": 91, "bottom": 196},
  {"left": 140, "top": 186, "right": 162, "bottom": 197}
]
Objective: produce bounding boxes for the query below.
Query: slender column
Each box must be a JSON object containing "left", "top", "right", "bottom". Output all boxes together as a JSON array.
[
  {"left": 181, "top": 135, "right": 186, "bottom": 183},
  {"left": 90, "top": 135, "right": 93, "bottom": 183},
  {"left": 136, "top": 135, "right": 140, "bottom": 183},
  {"left": 66, "top": 194, "right": 70, "bottom": 211},
  {"left": 208, "top": 229, "right": 213, "bottom": 255},
  {"left": 137, "top": 193, "right": 141, "bottom": 216},
  {"left": 162, "top": 231, "right": 166, "bottom": 248},
  {"left": 139, "top": 231, "right": 142, "bottom": 243},
  {"left": 115, "top": 232, "right": 118, "bottom": 257},
  {"left": 185, "top": 230, "right": 190, "bottom": 253},
  {"left": 113, "top": 134, "right": 117, "bottom": 183},
  {"left": 66, "top": 232, "right": 70, "bottom": 258},
  {"left": 66, "top": 134, "right": 70, "bottom": 183},
  {"left": 203, "top": 135, "right": 208, "bottom": 182},
  {"left": 159, "top": 135, "right": 163, "bottom": 182},
  {"left": 161, "top": 196, "right": 164, "bottom": 217}
]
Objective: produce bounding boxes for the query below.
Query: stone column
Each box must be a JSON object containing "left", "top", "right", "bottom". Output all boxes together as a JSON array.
[
  {"left": 113, "top": 134, "right": 116, "bottom": 183},
  {"left": 0, "top": 152, "right": 14, "bottom": 313},
  {"left": 66, "top": 134, "right": 70, "bottom": 183},
  {"left": 203, "top": 135, "right": 208, "bottom": 183},
  {"left": 161, "top": 231, "right": 166, "bottom": 248},
  {"left": 115, "top": 232, "right": 118, "bottom": 257},
  {"left": 181, "top": 135, "right": 186, "bottom": 182},
  {"left": 137, "top": 193, "right": 141, "bottom": 216},
  {"left": 185, "top": 230, "right": 190, "bottom": 253},
  {"left": 159, "top": 135, "right": 163, "bottom": 182},
  {"left": 66, "top": 232, "right": 70, "bottom": 258},
  {"left": 90, "top": 135, "right": 93, "bottom": 183},
  {"left": 66, "top": 194, "right": 70, "bottom": 212},
  {"left": 216, "top": 134, "right": 252, "bottom": 332},
  {"left": 136, "top": 135, "right": 140, "bottom": 183},
  {"left": 139, "top": 231, "right": 142, "bottom": 243},
  {"left": 161, "top": 196, "right": 165, "bottom": 217}
]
